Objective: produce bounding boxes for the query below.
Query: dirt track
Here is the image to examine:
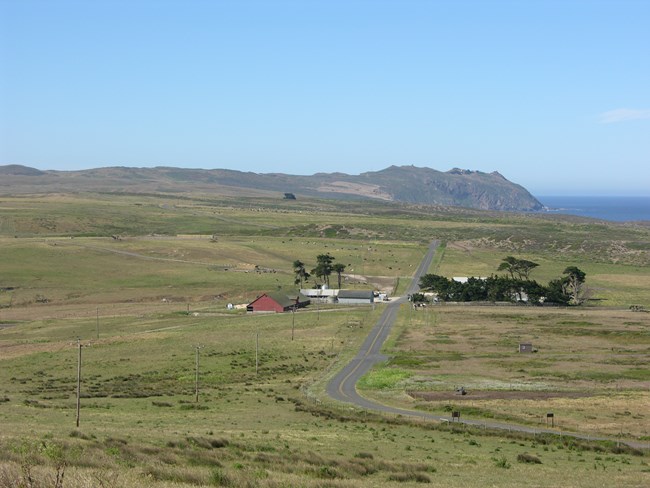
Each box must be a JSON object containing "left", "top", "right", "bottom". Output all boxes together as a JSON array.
[{"left": 409, "top": 390, "right": 593, "bottom": 401}]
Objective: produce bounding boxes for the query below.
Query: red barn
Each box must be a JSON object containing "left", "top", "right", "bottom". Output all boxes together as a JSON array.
[{"left": 246, "top": 293, "right": 310, "bottom": 313}]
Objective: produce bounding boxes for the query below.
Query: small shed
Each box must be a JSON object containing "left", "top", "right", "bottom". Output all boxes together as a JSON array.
[
  {"left": 519, "top": 343, "right": 534, "bottom": 353},
  {"left": 337, "top": 290, "right": 374, "bottom": 305},
  {"left": 247, "top": 293, "right": 310, "bottom": 313}
]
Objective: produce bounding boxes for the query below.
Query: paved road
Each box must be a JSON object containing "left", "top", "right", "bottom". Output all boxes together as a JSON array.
[
  {"left": 325, "top": 240, "right": 646, "bottom": 449},
  {"left": 326, "top": 240, "right": 438, "bottom": 407}
]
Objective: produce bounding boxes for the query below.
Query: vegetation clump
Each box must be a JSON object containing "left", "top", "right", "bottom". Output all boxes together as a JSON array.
[
  {"left": 419, "top": 256, "right": 588, "bottom": 305},
  {"left": 517, "top": 453, "right": 542, "bottom": 464}
]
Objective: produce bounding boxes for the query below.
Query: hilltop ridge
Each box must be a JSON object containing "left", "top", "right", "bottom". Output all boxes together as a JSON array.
[{"left": 0, "top": 164, "right": 542, "bottom": 211}]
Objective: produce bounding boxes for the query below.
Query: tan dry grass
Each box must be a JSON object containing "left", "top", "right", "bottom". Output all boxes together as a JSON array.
[{"left": 372, "top": 305, "right": 650, "bottom": 438}]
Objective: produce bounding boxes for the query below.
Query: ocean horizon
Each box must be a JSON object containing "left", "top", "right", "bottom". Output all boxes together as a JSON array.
[{"left": 536, "top": 196, "right": 650, "bottom": 222}]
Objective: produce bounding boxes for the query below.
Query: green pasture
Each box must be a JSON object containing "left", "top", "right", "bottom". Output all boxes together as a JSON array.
[
  {"left": 2, "top": 194, "right": 649, "bottom": 269},
  {"left": 0, "top": 234, "right": 424, "bottom": 308},
  {"left": 1, "top": 191, "right": 649, "bottom": 486},
  {"left": 436, "top": 245, "right": 650, "bottom": 307}
]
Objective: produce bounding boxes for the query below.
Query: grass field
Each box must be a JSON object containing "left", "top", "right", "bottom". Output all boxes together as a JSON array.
[
  {"left": 1, "top": 192, "right": 649, "bottom": 486},
  {"left": 357, "top": 306, "right": 650, "bottom": 439}
]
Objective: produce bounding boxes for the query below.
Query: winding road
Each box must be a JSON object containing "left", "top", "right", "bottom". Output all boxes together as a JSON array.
[
  {"left": 325, "top": 240, "right": 646, "bottom": 449},
  {"left": 326, "top": 240, "right": 438, "bottom": 408}
]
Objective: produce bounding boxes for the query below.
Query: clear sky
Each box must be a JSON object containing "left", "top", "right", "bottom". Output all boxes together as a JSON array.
[{"left": 1, "top": 0, "right": 648, "bottom": 196}]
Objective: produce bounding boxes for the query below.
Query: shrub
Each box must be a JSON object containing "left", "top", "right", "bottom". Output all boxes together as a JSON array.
[
  {"left": 209, "top": 468, "right": 233, "bottom": 487},
  {"left": 492, "top": 456, "right": 511, "bottom": 469},
  {"left": 69, "top": 430, "right": 92, "bottom": 440},
  {"left": 388, "top": 472, "right": 431, "bottom": 483},
  {"left": 210, "top": 439, "right": 229, "bottom": 449},
  {"left": 152, "top": 401, "right": 173, "bottom": 407},
  {"left": 517, "top": 453, "right": 542, "bottom": 464},
  {"left": 354, "top": 452, "right": 374, "bottom": 459}
]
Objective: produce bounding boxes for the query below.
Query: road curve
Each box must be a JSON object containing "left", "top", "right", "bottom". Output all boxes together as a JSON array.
[{"left": 325, "top": 240, "right": 646, "bottom": 449}]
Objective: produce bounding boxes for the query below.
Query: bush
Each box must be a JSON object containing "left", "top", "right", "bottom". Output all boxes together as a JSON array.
[
  {"left": 354, "top": 452, "right": 374, "bottom": 459},
  {"left": 210, "top": 439, "right": 229, "bottom": 449},
  {"left": 69, "top": 430, "right": 92, "bottom": 440},
  {"left": 492, "top": 456, "right": 511, "bottom": 469},
  {"left": 388, "top": 472, "right": 431, "bottom": 483},
  {"left": 517, "top": 453, "right": 542, "bottom": 464},
  {"left": 209, "top": 468, "right": 233, "bottom": 487},
  {"left": 152, "top": 401, "right": 173, "bottom": 407}
]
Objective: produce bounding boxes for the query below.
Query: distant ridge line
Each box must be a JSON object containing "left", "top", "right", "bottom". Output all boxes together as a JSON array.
[{"left": 0, "top": 164, "right": 543, "bottom": 212}]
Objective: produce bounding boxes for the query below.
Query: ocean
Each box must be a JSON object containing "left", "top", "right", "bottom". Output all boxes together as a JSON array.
[{"left": 536, "top": 196, "right": 650, "bottom": 222}]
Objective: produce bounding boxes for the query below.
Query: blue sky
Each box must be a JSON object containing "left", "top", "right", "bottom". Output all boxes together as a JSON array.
[{"left": 1, "top": 0, "right": 648, "bottom": 196}]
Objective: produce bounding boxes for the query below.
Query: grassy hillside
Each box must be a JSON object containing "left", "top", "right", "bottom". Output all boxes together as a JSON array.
[
  {"left": 1, "top": 192, "right": 648, "bottom": 487},
  {"left": 0, "top": 164, "right": 543, "bottom": 211}
]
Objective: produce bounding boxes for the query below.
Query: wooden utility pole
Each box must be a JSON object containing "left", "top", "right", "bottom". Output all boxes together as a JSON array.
[
  {"left": 291, "top": 305, "right": 296, "bottom": 341},
  {"left": 194, "top": 345, "right": 204, "bottom": 403},
  {"left": 76, "top": 338, "right": 82, "bottom": 427},
  {"left": 96, "top": 308, "right": 99, "bottom": 340},
  {"left": 255, "top": 327, "right": 259, "bottom": 375}
]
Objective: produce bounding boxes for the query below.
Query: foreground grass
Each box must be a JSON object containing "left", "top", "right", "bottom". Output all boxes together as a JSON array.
[{"left": 1, "top": 304, "right": 648, "bottom": 487}]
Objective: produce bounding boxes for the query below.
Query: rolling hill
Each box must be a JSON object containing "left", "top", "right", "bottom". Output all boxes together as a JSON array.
[{"left": 0, "top": 164, "right": 543, "bottom": 211}]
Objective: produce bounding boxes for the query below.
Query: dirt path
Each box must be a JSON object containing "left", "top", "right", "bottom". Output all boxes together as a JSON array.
[{"left": 409, "top": 390, "right": 593, "bottom": 401}]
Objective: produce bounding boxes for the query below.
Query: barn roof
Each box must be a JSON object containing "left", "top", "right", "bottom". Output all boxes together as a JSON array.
[
  {"left": 264, "top": 292, "right": 296, "bottom": 309},
  {"left": 338, "top": 290, "right": 374, "bottom": 299},
  {"left": 249, "top": 292, "right": 309, "bottom": 309}
]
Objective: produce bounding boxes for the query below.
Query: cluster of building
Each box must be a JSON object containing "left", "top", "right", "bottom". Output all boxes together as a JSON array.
[{"left": 246, "top": 288, "right": 381, "bottom": 313}]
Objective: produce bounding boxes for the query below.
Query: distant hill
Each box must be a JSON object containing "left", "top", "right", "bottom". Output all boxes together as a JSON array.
[
  {"left": 0, "top": 164, "right": 543, "bottom": 211},
  {"left": 0, "top": 164, "right": 45, "bottom": 176}
]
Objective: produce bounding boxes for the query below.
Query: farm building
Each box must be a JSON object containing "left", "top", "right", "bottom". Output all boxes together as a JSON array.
[
  {"left": 247, "top": 293, "right": 310, "bottom": 313},
  {"left": 300, "top": 287, "right": 338, "bottom": 303},
  {"left": 337, "top": 290, "right": 374, "bottom": 305}
]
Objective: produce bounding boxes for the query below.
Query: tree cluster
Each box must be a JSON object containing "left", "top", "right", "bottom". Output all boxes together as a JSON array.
[
  {"left": 419, "top": 256, "right": 588, "bottom": 306},
  {"left": 293, "top": 254, "right": 347, "bottom": 289}
]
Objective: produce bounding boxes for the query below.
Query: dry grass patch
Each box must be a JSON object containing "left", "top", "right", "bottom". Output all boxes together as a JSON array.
[{"left": 370, "top": 305, "right": 650, "bottom": 439}]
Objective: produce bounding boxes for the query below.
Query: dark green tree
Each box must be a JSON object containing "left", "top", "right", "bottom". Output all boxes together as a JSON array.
[
  {"left": 497, "top": 256, "right": 539, "bottom": 280},
  {"left": 419, "top": 274, "right": 452, "bottom": 298},
  {"left": 520, "top": 280, "right": 547, "bottom": 304},
  {"left": 562, "top": 266, "right": 587, "bottom": 305},
  {"left": 292, "top": 260, "right": 310, "bottom": 288},
  {"left": 517, "top": 259, "right": 540, "bottom": 280},
  {"left": 409, "top": 292, "right": 428, "bottom": 306},
  {"left": 546, "top": 278, "right": 570, "bottom": 305},
  {"left": 332, "top": 262, "right": 346, "bottom": 289},
  {"left": 312, "top": 253, "right": 334, "bottom": 287},
  {"left": 484, "top": 275, "right": 515, "bottom": 302},
  {"left": 457, "top": 277, "right": 488, "bottom": 301},
  {"left": 497, "top": 256, "right": 519, "bottom": 280}
]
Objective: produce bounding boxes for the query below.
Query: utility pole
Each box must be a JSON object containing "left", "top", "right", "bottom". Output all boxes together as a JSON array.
[
  {"left": 194, "top": 345, "right": 204, "bottom": 403},
  {"left": 255, "top": 327, "right": 259, "bottom": 375},
  {"left": 76, "top": 338, "right": 82, "bottom": 427},
  {"left": 291, "top": 305, "right": 296, "bottom": 341},
  {"left": 74, "top": 338, "right": 92, "bottom": 427},
  {"left": 96, "top": 308, "right": 99, "bottom": 340}
]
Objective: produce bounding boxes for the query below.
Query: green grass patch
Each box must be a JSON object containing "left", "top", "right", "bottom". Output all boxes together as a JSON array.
[{"left": 358, "top": 367, "right": 412, "bottom": 390}]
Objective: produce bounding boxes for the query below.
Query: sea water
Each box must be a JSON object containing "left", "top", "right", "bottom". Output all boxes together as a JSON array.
[{"left": 536, "top": 196, "right": 650, "bottom": 222}]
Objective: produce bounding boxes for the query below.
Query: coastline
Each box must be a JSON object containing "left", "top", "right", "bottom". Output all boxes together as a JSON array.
[{"left": 535, "top": 196, "right": 650, "bottom": 222}]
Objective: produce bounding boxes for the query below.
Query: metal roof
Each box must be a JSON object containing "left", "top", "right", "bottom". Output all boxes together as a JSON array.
[{"left": 337, "top": 290, "right": 374, "bottom": 299}]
